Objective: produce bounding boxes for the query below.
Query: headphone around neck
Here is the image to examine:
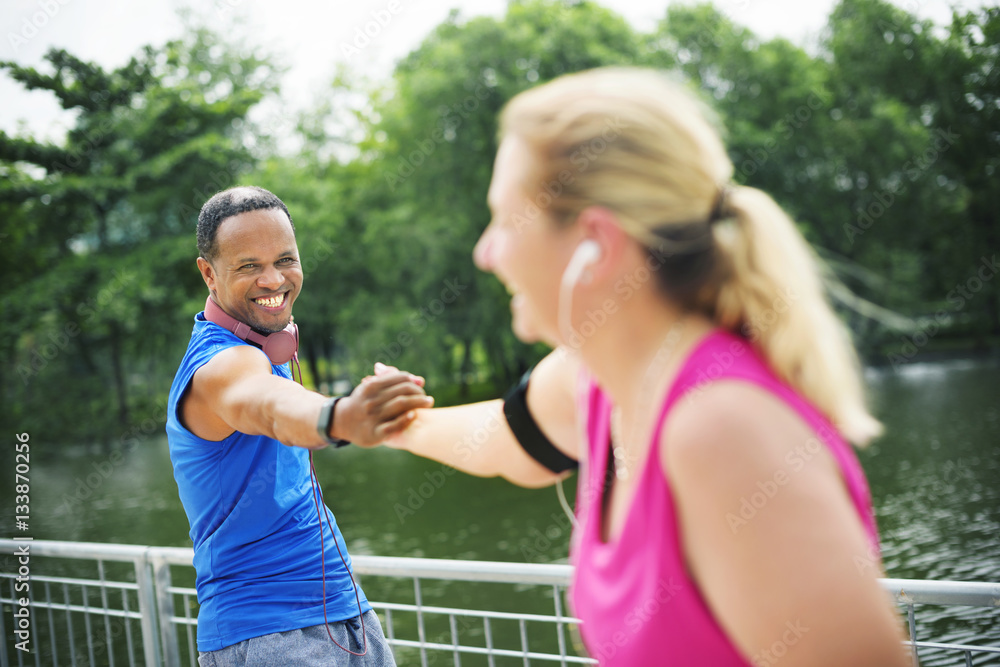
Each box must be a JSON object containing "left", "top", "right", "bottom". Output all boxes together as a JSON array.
[{"left": 202, "top": 296, "right": 299, "bottom": 365}]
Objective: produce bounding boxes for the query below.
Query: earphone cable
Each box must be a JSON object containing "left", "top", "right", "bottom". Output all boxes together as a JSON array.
[
  {"left": 293, "top": 354, "right": 368, "bottom": 656},
  {"left": 309, "top": 453, "right": 368, "bottom": 656}
]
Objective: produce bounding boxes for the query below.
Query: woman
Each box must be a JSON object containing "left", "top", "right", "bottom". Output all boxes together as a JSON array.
[{"left": 381, "top": 67, "right": 908, "bottom": 666}]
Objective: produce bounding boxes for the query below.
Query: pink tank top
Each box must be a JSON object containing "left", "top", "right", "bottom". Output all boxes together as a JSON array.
[{"left": 570, "top": 330, "right": 878, "bottom": 666}]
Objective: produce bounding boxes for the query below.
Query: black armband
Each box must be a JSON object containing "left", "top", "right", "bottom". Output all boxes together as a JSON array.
[{"left": 503, "top": 367, "right": 579, "bottom": 474}]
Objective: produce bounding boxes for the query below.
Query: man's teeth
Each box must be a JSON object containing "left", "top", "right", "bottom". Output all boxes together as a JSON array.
[{"left": 255, "top": 294, "right": 284, "bottom": 308}]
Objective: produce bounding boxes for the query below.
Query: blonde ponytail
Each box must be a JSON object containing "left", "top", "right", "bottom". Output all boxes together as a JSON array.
[
  {"left": 501, "top": 67, "right": 882, "bottom": 446},
  {"left": 714, "top": 186, "right": 882, "bottom": 445}
]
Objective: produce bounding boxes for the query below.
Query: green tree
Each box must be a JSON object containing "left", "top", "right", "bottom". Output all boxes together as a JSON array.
[
  {"left": 646, "top": 1, "right": 987, "bottom": 358},
  {"left": 826, "top": 0, "right": 999, "bottom": 351},
  {"left": 348, "top": 0, "right": 641, "bottom": 393},
  {"left": 1, "top": 28, "right": 279, "bottom": 444}
]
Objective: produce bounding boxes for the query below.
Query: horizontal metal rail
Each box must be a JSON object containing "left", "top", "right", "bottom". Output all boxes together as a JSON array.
[
  {"left": 2, "top": 539, "right": 998, "bottom": 667},
  {"left": 4, "top": 540, "right": 997, "bottom": 605}
]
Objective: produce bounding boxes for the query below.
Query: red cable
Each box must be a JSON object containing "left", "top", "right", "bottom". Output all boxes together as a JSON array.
[
  {"left": 295, "top": 352, "right": 368, "bottom": 656},
  {"left": 308, "top": 453, "right": 368, "bottom": 656}
]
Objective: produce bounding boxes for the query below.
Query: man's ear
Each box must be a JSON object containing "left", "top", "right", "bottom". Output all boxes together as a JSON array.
[{"left": 196, "top": 257, "right": 217, "bottom": 293}]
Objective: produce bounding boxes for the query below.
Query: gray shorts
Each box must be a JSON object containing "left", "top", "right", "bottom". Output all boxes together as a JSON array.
[{"left": 198, "top": 610, "right": 396, "bottom": 666}]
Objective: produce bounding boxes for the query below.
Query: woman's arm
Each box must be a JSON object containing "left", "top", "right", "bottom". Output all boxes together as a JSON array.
[
  {"left": 664, "top": 381, "right": 909, "bottom": 667},
  {"left": 385, "top": 348, "right": 583, "bottom": 488}
]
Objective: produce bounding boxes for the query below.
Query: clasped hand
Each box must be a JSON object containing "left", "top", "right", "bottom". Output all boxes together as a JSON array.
[{"left": 335, "top": 365, "right": 433, "bottom": 447}]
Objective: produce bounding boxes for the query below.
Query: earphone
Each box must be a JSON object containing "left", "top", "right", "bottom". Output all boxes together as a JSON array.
[
  {"left": 558, "top": 240, "right": 602, "bottom": 351},
  {"left": 560, "top": 239, "right": 602, "bottom": 289},
  {"left": 203, "top": 296, "right": 299, "bottom": 365}
]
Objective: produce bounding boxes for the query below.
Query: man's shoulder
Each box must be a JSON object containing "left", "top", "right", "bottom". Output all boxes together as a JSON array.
[
  {"left": 192, "top": 317, "right": 240, "bottom": 346},
  {"left": 179, "top": 320, "right": 248, "bottom": 365},
  {"left": 169, "top": 317, "right": 285, "bottom": 414},
  {"left": 168, "top": 332, "right": 275, "bottom": 443},
  {"left": 170, "top": 321, "right": 249, "bottom": 398}
]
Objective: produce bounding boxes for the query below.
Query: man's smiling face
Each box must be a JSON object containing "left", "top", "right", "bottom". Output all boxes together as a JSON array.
[{"left": 197, "top": 207, "right": 303, "bottom": 333}]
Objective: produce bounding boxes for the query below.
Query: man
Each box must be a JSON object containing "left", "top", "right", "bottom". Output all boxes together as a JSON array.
[{"left": 166, "top": 186, "right": 431, "bottom": 665}]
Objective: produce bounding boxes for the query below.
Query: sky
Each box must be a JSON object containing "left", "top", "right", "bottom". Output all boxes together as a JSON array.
[{"left": 0, "top": 0, "right": 990, "bottom": 142}]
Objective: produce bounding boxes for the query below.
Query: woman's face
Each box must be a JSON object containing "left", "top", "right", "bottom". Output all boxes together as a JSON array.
[{"left": 474, "top": 136, "right": 577, "bottom": 347}]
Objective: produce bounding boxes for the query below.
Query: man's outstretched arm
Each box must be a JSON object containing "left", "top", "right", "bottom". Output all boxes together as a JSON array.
[{"left": 181, "top": 345, "right": 434, "bottom": 448}]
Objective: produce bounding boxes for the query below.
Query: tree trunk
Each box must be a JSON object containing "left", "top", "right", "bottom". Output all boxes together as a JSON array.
[
  {"left": 459, "top": 337, "right": 473, "bottom": 398},
  {"left": 109, "top": 322, "right": 130, "bottom": 432}
]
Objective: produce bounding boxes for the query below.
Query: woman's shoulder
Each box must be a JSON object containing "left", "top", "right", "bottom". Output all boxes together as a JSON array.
[
  {"left": 662, "top": 378, "right": 823, "bottom": 487},
  {"left": 667, "top": 329, "right": 843, "bottom": 459}
]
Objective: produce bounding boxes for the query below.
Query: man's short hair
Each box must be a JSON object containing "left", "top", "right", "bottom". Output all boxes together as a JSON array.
[{"left": 197, "top": 186, "right": 294, "bottom": 262}]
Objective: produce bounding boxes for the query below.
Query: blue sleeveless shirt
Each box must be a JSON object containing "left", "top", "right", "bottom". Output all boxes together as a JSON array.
[{"left": 166, "top": 313, "right": 370, "bottom": 652}]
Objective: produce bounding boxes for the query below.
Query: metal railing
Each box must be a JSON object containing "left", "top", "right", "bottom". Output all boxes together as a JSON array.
[{"left": 1, "top": 539, "right": 998, "bottom": 666}]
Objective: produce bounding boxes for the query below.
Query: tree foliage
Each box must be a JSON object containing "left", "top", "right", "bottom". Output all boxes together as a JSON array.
[{"left": 2, "top": 27, "right": 279, "bottom": 443}]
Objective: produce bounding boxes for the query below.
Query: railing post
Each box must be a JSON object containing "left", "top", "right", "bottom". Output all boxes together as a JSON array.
[
  {"left": 553, "top": 584, "right": 568, "bottom": 667},
  {"left": 151, "top": 554, "right": 180, "bottom": 667},
  {"left": 414, "top": 577, "right": 428, "bottom": 667},
  {"left": 134, "top": 555, "right": 162, "bottom": 667},
  {"left": 907, "top": 604, "right": 918, "bottom": 667},
  {"left": 0, "top": 586, "right": 9, "bottom": 667}
]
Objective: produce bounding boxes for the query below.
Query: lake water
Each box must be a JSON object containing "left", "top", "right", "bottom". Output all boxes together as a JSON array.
[{"left": 3, "top": 356, "right": 998, "bottom": 664}]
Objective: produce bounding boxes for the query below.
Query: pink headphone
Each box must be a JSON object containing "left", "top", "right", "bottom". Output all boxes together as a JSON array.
[{"left": 203, "top": 296, "right": 299, "bottom": 365}]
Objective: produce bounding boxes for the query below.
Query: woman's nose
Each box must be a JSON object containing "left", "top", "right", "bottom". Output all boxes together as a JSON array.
[{"left": 473, "top": 227, "right": 495, "bottom": 272}]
